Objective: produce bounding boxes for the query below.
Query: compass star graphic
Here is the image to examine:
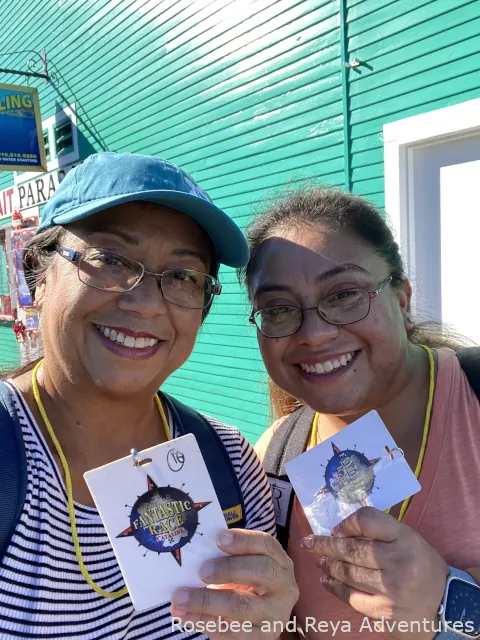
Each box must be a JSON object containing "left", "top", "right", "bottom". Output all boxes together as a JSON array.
[
  {"left": 117, "top": 476, "right": 210, "bottom": 566},
  {"left": 315, "top": 442, "right": 382, "bottom": 507}
]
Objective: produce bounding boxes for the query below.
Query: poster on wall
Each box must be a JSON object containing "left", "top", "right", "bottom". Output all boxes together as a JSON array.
[
  {"left": 0, "top": 83, "right": 47, "bottom": 173},
  {"left": 0, "top": 233, "right": 14, "bottom": 320},
  {"left": 10, "top": 226, "right": 43, "bottom": 364},
  {"left": 11, "top": 228, "right": 36, "bottom": 307}
]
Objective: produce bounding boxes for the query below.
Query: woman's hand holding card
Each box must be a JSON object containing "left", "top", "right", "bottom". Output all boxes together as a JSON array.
[
  {"left": 170, "top": 529, "right": 299, "bottom": 639},
  {"left": 301, "top": 507, "right": 448, "bottom": 639}
]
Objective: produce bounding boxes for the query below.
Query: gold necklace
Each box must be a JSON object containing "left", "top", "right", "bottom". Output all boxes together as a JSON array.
[
  {"left": 308, "top": 345, "right": 435, "bottom": 522},
  {"left": 31, "top": 359, "right": 172, "bottom": 599}
]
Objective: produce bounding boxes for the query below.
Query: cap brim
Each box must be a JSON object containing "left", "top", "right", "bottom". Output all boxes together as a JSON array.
[{"left": 40, "top": 190, "right": 249, "bottom": 268}]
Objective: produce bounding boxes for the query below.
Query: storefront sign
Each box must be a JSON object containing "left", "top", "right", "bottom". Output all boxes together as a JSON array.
[
  {"left": 0, "top": 83, "right": 47, "bottom": 172},
  {"left": 18, "top": 163, "right": 78, "bottom": 211},
  {"left": 0, "top": 185, "right": 16, "bottom": 218}
]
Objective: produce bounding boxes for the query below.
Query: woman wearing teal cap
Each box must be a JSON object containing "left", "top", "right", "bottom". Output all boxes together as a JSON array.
[{"left": 0, "top": 153, "right": 298, "bottom": 639}]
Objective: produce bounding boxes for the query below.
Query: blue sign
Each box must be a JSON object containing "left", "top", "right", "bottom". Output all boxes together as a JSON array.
[{"left": 0, "top": 83, "right": 47, "bottom": 172}]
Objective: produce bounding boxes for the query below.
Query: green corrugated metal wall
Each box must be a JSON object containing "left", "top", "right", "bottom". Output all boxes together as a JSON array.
[
  {"left": 347, "top": 0, "right": 480, "bottom": 204},
  {"left": 1, "top": 0, "right": 479, "bottom": 441}
]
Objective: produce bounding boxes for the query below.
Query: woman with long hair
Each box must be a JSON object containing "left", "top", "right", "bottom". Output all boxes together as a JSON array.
[{"left": 242, "top": 187, "right": 480, "bottom": 639}]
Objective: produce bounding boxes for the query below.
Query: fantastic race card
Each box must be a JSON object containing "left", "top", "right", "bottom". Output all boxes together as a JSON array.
[
  {"left": 84, "top": 434, "right": 227, "bottom": 611},
  {"left": 285, "top": 411, "right": 421, "bottom": 536}
]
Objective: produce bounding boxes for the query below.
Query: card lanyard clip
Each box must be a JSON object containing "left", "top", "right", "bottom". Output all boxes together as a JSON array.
[
  {"left": 385, "top": 446, "right": 405, "bottom": 460},
  {"left": 130, "top": 448, "right": 152, "bottom": 468}
]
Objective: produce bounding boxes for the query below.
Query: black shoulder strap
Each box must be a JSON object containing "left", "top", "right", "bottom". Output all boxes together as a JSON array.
[
  {"left": 0, "top": 382, "right": 28, "bottom": 560},
  {"left": 162, "top": 393, "right": 246, "bottom": 529},
  {"left": 262, "top": 406, "right": 315, "bottom": 549},
  {"left": 457, "top": 347, "right": 480, "bottom": 401}
]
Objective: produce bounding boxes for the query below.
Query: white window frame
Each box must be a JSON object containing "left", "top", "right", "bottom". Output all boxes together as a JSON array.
[
  {"left": 383, "top": 97, "right": 480, "bottom": 283},
  {"left": 14, "top": 104, "right": 79, "bottom": 185}
]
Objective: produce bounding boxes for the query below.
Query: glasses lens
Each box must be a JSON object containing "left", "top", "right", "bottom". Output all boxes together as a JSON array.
[
  {"left": 79, "top": 248, "right": 142, "bottom": 292},
  {"left": 254, "top": 306, "right": 302, "bottom": 337},
  {"left": 161, "top": 269, "right": 213, "bottom": 309},
  {"left": 319, "top": 288, "right": 369, "bottom": 324}
]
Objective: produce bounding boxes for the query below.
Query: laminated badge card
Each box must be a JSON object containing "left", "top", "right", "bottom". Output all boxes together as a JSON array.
[
  {"left": 285, "top": 411, "right": 421, "bottom": 536},
  {"left": 84, "top": 434, "right": 227, "bottom": 611}
]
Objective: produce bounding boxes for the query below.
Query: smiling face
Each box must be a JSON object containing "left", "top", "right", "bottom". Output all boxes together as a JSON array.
[
  {"left": 36, "top": 202, "right": 214, "bottom": 397},
  {"left": 249, "top": 224, "right": 413, "bottom": 417}
]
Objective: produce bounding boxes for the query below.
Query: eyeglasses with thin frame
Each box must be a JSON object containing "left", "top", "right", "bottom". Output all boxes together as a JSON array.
[
  {"left": 56, "top": 246, "right": 222, "bottom": 310},
  {"left": 249, "top": 276, "right": 393, "bottom": 338}
]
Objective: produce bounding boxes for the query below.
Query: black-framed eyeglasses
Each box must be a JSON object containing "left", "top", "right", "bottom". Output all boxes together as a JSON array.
[
  {"left": 249, "top": 276, "right": 393, "bottom": 338},
  {"left": 56, "top": 247, "right": 222, "bottom": 310}
]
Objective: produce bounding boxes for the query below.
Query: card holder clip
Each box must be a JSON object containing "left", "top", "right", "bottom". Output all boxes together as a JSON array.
[
  {"left": 385, "top": 446, "right": 405, "bottom": 460},
  {"left": 130, "top": 448, "right": 152, "bottom": 468}
]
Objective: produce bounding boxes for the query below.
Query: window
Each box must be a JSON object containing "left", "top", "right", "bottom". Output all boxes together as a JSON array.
[
  {"left": 43, "top": 129, "right": 51, "bottom": 162},
  {"left": 54, "top": 120, "right": 74, "bottom": 157}
]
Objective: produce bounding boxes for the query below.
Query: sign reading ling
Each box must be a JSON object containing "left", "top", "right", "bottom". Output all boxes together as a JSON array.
[{"left": 0, "top": 83, "right": 47, "bottom": 173}]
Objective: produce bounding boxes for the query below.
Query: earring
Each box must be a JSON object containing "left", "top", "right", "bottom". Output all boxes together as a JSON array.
[{"left": 406, "top": 315, "right": 413, "bottom": 324}]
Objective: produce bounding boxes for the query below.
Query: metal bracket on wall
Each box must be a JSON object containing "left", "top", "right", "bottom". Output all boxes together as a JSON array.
[
  {"left": 0, "top": 49, "right": 49, "bottom": 83},
  {"left": 344, "top": 59, "right": 361, "bottom": 68}
]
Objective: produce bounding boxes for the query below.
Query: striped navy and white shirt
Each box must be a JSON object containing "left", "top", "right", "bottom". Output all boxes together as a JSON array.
[{"left": 0, "top": 383, "right": 276, "bottom": 639}]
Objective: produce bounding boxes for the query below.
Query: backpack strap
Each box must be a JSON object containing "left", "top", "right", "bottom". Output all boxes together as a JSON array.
[
  {"left": 457, "top": 347, "right": 480, "bottom": 401},
  {"left": 0, "top": 382, "right": 28, "bottom": 560},
  {"left": 262, "top": 406, "right": 315, "bottom": 549},
  {"left": 161, "top": 393, "right": 246, "bottom": 529}
]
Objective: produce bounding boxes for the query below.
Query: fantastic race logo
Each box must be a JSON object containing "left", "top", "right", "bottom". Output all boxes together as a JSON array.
[
  {"left": 315, "top": 442, "right": 382, "bottom": 506},
  {"left": 117, "top": 476, "right": 210, "bottom": 565}
]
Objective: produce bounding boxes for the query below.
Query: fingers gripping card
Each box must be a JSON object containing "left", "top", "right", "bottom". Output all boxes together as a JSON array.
[
  {"left": 284, "top": 411, "right": 421, "bottom": 536},
  {"left": 84, "top": 434, "right": 228, "bottom": 611}
]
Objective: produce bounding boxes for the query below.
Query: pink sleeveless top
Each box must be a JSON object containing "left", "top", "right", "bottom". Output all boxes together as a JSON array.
[{"left": 258, "top": 349, "right": 480, "bottom": 639}]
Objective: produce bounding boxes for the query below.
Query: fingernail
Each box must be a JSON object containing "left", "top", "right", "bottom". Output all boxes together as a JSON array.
[
  {"left": 319, "top": 575, "right": 329, "bottom": 585},
  {"left": 317, "top": 557, "right": 326, "bottom": 569},
  {"left": 171, "top": 589, "right": 190, "bottom": 606},
  {"left": 300, "top": 535, "right": 314, "bottom": 549},
  {"left": 331, "top": 526, "right": 339, "bottom": 536},
  {"left": 217, "top": 531, "right": 234, "bottom": 547},
  {"left": 199, "top": 561, "right": 214, "bottom": 581}
]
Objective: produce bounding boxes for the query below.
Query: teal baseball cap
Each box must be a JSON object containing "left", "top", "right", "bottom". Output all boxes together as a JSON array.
[{"left": 38, "top": 152, "right": 249, "bottom": 268}]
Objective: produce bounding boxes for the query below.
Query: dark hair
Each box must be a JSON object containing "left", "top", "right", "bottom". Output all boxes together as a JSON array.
[
  {"left": 3, "top": 213, "right": 220, "bottom": 380},
  {"left": 240, "top": 187, "right": 405, "bottom": 289},
  {"left": 239, "top": 186, "right": 471, "bottom": 420}
]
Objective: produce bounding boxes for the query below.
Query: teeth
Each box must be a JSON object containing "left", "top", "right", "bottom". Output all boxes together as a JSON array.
[
  {"left": 300, "top": 352, "right": 355, "bottom": 375},
  {"left": 97, "top": 325, "right": 159, "bottom": 349}
]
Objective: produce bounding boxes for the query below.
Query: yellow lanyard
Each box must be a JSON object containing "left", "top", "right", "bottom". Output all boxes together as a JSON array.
[
  {"left": 31, "top": 359, "right": 172, "bottom": 599},
  {"left": 307, "top": 345, "right": 435, "bottom": 522}
]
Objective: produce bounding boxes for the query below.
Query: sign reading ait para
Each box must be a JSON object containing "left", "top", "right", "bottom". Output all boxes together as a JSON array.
[
  {"left": 0, "top": 83, "right": 47, "bottom": 172},
  {"left": 18, "top": 163, "right": 78, "bottom": 211}
]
